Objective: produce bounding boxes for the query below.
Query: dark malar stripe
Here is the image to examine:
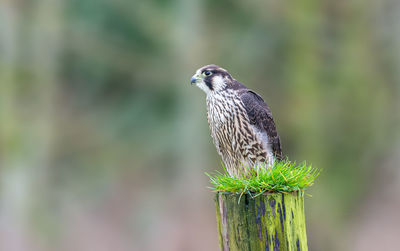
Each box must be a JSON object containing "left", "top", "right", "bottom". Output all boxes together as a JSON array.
[{"left": 205, "top": 80, "right": 213, "bottom": 90}]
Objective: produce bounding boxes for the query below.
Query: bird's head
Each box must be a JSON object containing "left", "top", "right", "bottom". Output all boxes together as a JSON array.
[{"left": 190, "top": 64, "right": 233, "bottom": 95}]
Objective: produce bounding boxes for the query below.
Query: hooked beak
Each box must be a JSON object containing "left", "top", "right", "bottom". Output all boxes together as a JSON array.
[{"left": 190, "top": 75, "right": 200, "bottom": 85}]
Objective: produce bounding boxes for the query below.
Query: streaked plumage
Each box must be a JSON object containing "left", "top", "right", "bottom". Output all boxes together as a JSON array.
[{"left": 191, "top": 64, "right": 282, "bottom": 177}]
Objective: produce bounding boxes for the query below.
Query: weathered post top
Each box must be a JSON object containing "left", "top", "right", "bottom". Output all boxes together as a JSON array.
[
  {"left": 208, "top": 161, "right": 319, "bottom": 251},
  {"left": 215, "top": 192, "right": 307, "bottom": 251}
]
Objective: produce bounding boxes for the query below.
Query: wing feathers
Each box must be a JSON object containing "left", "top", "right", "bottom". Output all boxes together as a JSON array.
[{"left": 238, "top": 90, "right": 283, "bottom": 160}]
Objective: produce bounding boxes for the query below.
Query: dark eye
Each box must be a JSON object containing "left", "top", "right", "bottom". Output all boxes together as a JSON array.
[{"left": 204, "top": 70, "right": 212, "bottom": 76}]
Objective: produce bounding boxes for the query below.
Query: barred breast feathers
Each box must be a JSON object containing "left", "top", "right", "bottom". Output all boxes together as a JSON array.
[{"left": 206, "top": 90, "right": 275, "bottom": 176}]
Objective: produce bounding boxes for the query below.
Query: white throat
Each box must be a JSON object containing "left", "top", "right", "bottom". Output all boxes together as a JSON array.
[{"left": 196, "top": 82, "right": 211, "bottom": 95}]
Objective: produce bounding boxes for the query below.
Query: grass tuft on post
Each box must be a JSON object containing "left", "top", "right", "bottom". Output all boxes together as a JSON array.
[
  {"left": 208, "top": 160, "right": 320, "bottom": 251},
  {"left": 207, "top": 160, "right": 319, "bottom": 196}
]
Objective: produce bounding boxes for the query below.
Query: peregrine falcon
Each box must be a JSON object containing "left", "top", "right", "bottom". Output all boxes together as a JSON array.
[{"left": 191, "top": 64, "right": 282, "bottom": 177}]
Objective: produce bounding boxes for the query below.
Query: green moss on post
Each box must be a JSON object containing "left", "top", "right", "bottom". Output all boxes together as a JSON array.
[{"left": 215, "top": 192, "right": 307, "bottom": 251}]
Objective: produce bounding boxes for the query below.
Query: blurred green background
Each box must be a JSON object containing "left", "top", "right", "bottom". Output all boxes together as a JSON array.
[{"left": 1, "top": 0, "right": 399, "bottom": 250}]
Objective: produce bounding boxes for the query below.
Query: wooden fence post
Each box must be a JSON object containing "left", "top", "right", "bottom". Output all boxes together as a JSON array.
[{"left": 215, "top": 192, "right": 308, "bottom": 251}]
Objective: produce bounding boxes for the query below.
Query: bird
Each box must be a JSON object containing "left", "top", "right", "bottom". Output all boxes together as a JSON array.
[{"left": 191, "top": 64, "right": 282, "bottom": 177}]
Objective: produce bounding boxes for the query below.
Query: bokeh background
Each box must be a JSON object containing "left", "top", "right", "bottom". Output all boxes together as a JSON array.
[{"left": 1, "top": 0, "right": 400, "bottom": 250}]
